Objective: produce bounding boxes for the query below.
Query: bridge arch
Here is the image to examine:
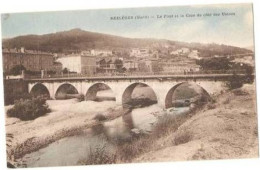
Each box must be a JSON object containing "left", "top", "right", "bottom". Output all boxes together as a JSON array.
[
  {"left": 165, "top": 82, "right": 211, "bottom": 109},
  {"left": 55, "top": 83, "right": 79, "bottom": 99},
  {"left": 86, "top": 83, "right": 115, "bottom": 101},
  {"left": 30, "top": 83, "right": 50, "bottom": 98},
  {"left": 122, "top": 82, "right": 158, "bottom": 108}
]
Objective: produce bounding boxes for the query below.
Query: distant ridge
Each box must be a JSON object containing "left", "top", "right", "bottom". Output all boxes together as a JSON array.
[
  {"left": 244, "top": 46, "right": 254, "bottom": 52},
  {"left": 2, "top": 28, "right": 252, "bottom": 57}
]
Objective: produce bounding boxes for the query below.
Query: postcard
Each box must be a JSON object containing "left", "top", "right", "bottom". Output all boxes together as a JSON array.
[{"left": 1, "top": 3, "right": 258, "bottom": 168}]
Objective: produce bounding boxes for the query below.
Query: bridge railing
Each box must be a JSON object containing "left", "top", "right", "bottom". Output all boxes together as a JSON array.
[{"left": 24, "top": 69, "right": 249, "bottom": 79}]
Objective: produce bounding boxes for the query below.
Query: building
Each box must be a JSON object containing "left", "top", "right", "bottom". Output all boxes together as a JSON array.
[
  {"left": 170, "top": 48, "right": 191, "bottom": 56},
  {"left": 96, "top": 58, "right": 117, "bottom": 74},
  {"left": 188, "top": 50, "right": 201, "bottom": 60},
  {"left": 130, "top": 48, "right": 150, "bottom": 58},
  {"left": 2, "top": 47, "right": 57, "bottom": 74},
  {"left": 231, "top": 55, "right": 255, "bottom": 67},
  {"left": 57, "top": 54, "right": 96, "bottom": 75},
  {"left": 137, "top": 58, "right": 160, "bottom": 73},
  {"left": 90, "top": 49, "right": 113, "bottom": 56},
  {"left": 123, "top": 59, "right": 138, "bottom": 71},
  {"left": 161, "top": 60, "right": 200, "bottom": 73}
]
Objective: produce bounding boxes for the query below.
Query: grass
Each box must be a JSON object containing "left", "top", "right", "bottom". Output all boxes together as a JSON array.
[
  {"left": 116, "top": 136, "right": 152, "bottom": 162},
  {"left": 78, "top": 144, "right": 117, "bottom": 165},
  {"left": 173, "top": 129, "right": 193, "bottom": 145},
  {"left": 114, "top": 106, "right": 205, "bottom": 162},
  {"left": 80, "top": 111, "right": 201, "bottom": 165},
  {"left": 222, "top": 98, "right": 230, "bottom": 105},
  {"left": 232, "top": 89, "right": 249, "bottom": 96},
  {"left": 207, "top": 103, "right": 216, "bottom": 110}
]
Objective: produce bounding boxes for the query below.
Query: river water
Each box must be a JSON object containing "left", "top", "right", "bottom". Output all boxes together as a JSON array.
[{"left": 18, "top": 100, "right": 190, "bottom": 168}]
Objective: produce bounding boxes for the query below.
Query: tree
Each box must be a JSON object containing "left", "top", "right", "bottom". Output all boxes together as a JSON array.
[
  {"left": 152, "top": 62, "right": 163, "bottom": 73},
  {"left": 114, "top": 59, "right": 123, "bottom": 70},
  {"left": 226, "top": 73, "right": 244, "bottom": 90},
  {"left": 196, "top": 57, "right": 231, "bottom": 71},
  {"left": 62, "top": 67, "right": 70, "bottom": 74},
  {"left": 9, "top": 65, "right": 26, "bottom": 75},
  {"left": 118, "top": 67, "right": 126, "bottom": 73}
]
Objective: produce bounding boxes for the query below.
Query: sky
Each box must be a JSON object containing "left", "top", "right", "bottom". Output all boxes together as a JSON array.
[{"left": 1, "top": 3, "right": 254, "bottom": 48}]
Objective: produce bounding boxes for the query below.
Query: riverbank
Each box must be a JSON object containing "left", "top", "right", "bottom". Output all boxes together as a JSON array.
[
  {"left": 133, "top": 83, "right": 258, "bottom": 162},
  {"left": 5, "top": 99, "right": 124, "bottom": 164}
]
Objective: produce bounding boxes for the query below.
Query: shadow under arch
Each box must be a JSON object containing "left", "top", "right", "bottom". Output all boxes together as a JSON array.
[
  {"left": 30, "top": 83, "right": 50, "bottom": 98},
  {"left": 122, "top": 82, "right": 158, "bottom": 109},
  {"left": 165, "top": 82, "right": 211, "bottom": 109},
  {"left": 55, "top": 83, "right": 79, "bottom": 99},
  {"left": 86, "top": 83, "right": 115, "bottom": 101}
]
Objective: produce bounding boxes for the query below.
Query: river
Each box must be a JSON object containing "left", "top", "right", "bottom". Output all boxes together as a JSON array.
[{"left": 18, "top": 99, "right": 190, "bottom": 168}]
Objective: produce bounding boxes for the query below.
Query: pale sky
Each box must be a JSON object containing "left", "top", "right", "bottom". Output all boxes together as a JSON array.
[{"left": 1, "top": 3, "right": 254, "bottom": 48}]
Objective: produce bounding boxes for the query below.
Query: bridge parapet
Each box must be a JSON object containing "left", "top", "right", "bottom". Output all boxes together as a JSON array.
[{"left": 25, "top": 74, "right": 250, "bottom": 82}]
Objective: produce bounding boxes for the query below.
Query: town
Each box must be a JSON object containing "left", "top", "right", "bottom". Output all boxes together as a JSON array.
[
  {"left": 3, "top": 45, "right": 253, "bottom": 79},
  {"left": 2, "top": 46, "right": 203, "bottom": 78}
]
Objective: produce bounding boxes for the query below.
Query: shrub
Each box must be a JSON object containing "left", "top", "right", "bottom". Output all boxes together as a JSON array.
[
  {"left": 207, "top": 103, "right": 216, "bottom": 110},
  {"left": 9, "top": 65, "right": 26, "bottom": 76},
  {"left": 78, "top": 145, "right": 117, "bottom": 165},
  {"left": 77, "top": 94, "right": 85, "bottom": 102},
  {"left": 152, "top": 114, "right": 179, "bottom": 138},
  {"left": 173, "top": 130, "right": 193, "bottom": 145},
  {"left": 222, "top": 98, "right": 230, "bottom": 105},
  {"left": 225, "top": 73, "right": 244, "bottom": 90},
  {"left": 117, "top": 137, "right": 151, "bottom": 162},
  {"left": 7, "top": 96, "right": 51, "bottom": 121},
  {"left": 232, "top": 89, "right": 248, "bottom": 96}
]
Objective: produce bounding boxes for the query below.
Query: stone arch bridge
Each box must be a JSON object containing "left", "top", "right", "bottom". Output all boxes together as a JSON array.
[{"left": 26, "top": 74, "right": 244, "bottom": 108}]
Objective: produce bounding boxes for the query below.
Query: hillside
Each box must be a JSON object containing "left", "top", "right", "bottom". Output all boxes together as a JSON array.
[{"left": 2, "top": 28, "right": 252, "bottom": 57}]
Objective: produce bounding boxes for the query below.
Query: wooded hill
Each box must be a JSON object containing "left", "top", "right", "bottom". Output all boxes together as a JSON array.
[{"left": 2, "top": 28, "right": 252, "bottom": 57}]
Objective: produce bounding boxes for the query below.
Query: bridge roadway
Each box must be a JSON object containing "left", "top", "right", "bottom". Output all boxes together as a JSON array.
[{"left": 24, "top": 74, "right": 248, "bottom": 82}]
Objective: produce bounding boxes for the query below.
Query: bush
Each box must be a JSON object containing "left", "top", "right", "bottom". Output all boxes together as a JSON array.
[
  {"left": 9, "top": 65, "right": 26, "bottom": 76},
  {"left": 225, "top": 72, "right": 255, "bottom": 90},
  {"left": 7, "top": 96, "right": 51, "bottom": 121},
  {"left": 77, "top": 94, "right": 85, "bottom": 102},
  {"left": 152, "top": 114, "right": 179, "bottom": 138},
  {"left": 232, "top": 89, "right": 249, "bottom": 96},
  {"left": 78, "top": 145, "right": 117, "bottom": 165},
  {"left": 173, "top": 130, "right": 193, "bottom": 145},
  {"left": 207, "top": 103, "right": 216, "bottom": 110},
  {"left": 117, "top": 137, "right": 151, "bottom": 162},
  {"left": 225, "top": 74, "right": 244, "bottom": 90}
]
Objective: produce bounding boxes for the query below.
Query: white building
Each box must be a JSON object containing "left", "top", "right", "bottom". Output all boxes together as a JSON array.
[
  {"left": 57, "top": 55, "right": 81, "bottom": 73},
  {"left": 57, "top": 54, "right": 96, "bottom": 75},
  {"left": 181, "top": 48, "right": 190, "bottom": 54},
  {"left": 90, "top": 49, "right": 113, "bottom": 56},
  {"left": 130, "top": 48, "right": 150, "bottom": 58},
  {"left": 170, "top": 48, "right": 191, "bottom": 55},
  {"left": 188, "top": 50, "right": 201, "bottom": 60},
  {"left": 123, "top": 60, "right": 138, "bottom": 70}
]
